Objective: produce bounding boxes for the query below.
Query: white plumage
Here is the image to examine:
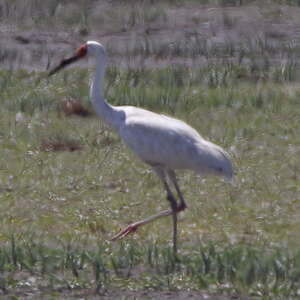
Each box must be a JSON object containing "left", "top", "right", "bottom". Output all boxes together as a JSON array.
[
  {"left": 49, "top": 41, "right": 233, "bottom": 255},
  {"left": 120, "top": 108, "right": 232, "bottom": 175}
]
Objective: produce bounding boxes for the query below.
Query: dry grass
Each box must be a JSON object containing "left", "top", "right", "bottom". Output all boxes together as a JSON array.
[
  {"left": 40, "top": 136, "right": 83, "bottom": 152},
  {"left": 60, "top": 98, "right": 93, "bottom": 117}
]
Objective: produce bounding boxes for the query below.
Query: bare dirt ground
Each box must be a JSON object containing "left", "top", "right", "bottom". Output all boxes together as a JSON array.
[
  {"left": 1, "top": 4, "right": 300, "bottom": 70},
  {"left": 2, "top": 288, "right": 240, "bottom": 300}
]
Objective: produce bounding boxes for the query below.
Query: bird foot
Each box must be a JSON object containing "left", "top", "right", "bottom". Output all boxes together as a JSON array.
[{"left": 110, "top": 223, "right": 138, "bottom": 241}]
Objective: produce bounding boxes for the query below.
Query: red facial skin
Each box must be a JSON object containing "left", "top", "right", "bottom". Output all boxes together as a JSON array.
[{"left": 76, "top": 44, "right": 87, "bottom": 58}]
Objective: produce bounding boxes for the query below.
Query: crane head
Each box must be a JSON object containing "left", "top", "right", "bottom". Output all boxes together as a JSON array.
[{"left": 48, "top": 44, "right": 87, "bottom": 76}]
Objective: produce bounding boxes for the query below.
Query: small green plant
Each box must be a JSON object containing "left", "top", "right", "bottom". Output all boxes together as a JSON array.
[{"left": 1, "top": 237, "right": 300, "bottom": 297}]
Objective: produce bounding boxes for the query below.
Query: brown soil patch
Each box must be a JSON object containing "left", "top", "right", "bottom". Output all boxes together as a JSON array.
[
  {"left": 40, "top": 137, "right": 82, "bottom": 152},
  {"left": 1, "top": 4, "right": 300, "bottom": 70},
  {"left": 1, "top": 287, "right": 240, "bottom": 300},
  {"left": 60, "top": 98, "right": 93, "bottom": 117}
]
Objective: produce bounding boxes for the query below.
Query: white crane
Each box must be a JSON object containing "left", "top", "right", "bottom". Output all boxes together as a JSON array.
[{"left": 49, "top": 41, "right": 233, "bottom": 255}]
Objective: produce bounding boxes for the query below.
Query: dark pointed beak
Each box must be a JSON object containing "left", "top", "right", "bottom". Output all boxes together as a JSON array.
[{"left": 48, "top": 55, "right": 81, "bottom": 76}]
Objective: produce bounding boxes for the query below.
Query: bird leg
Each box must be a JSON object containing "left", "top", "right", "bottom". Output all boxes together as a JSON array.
[
  {"left": 110, "top": 208, "right": 175, "bottom": 241},
  {"left": 111, "top": 167, "right": 186, "bottom": 257},
  {"left": 110, "top": 201, "right": 186, "bottom": 241},
  {"left": 166, "top": 169, "right": 187, "bottom": 211},
  {"left": 166, "top": 190, "right": 178, "bottom": 255}
]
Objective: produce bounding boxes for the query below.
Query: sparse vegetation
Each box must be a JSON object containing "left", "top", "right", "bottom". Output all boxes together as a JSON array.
[
  {"left": 0, "top": 0, "right": 300, "bottom": 299},
  {"left": 1, "top": 236, "right": 300, "bottom": 298},
  {"left": 0, "top": 63, "right": 299, "bottom": 298}
]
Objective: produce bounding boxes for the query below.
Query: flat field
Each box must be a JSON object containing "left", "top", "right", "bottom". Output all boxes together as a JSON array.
[{"left": 0, "top": 1, "right": 300, "bottom": 299}]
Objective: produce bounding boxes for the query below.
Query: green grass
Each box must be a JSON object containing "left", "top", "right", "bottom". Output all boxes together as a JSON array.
[
  {"left": 1, "top": 0, "right": 300, "bottom": 297},
  {"left": 1, "top": 237, "right": 300, "bottom": 298},
  {"left": 0, "top": 64, "right": 299, "bottom": 298}
]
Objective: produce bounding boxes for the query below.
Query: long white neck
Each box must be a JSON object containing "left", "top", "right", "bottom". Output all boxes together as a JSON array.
[{"left": 90, "top": 54, "right": 123, "bottom": 130}]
